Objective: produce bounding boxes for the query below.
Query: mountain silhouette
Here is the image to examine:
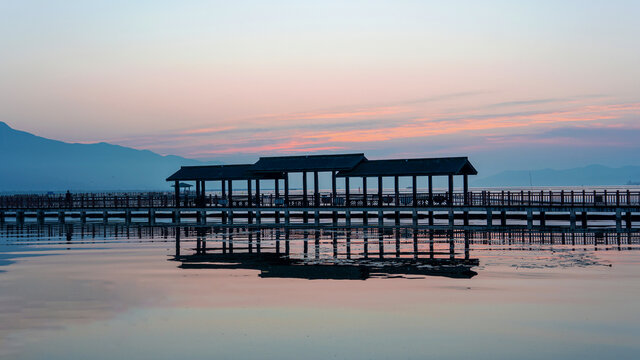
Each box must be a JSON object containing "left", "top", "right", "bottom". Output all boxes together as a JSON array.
[{"left": 0, "top": 121, "right": 206, "bottom": 192}]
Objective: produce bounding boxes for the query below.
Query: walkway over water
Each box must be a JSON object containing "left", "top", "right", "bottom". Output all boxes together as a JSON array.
[{"left": 2, "top": 153, "right": 639, "bottom": 229}]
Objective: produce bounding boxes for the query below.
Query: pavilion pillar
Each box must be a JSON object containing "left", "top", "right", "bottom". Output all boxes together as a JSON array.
[
  {"left": 284, "top": 173, "right": 289, "bottom": 205},
  {"left": 313, "top": 171, "right": 319, "bottom": 207},
  {"left": 195, "top": 181, "right": 201, "bottom": 205},
  {"left": 247, "top": 179, "right": 253, "bottom": 224},
  {"left": 228, "top": 180, "right": 233, "bottom": 208},
  {"left": 174, "top": 181, "right": 180, "bottom": 208},
  {"left": 378, "top": 176, "right": 383, "bottom": 207},
  {"left": 345, "top": 177, "right": 350, "bottom": 207},
  {"left": 220, "top": 179, "right": 229, "bottom": 224},
  {"left": 275, "top": 178, "right": 280, "bottom": 224},
  {"left": 463, "top": 174, "right": 469, "bottom": 205},
  {"left": 255, "top": 179, "right": 261, "bottom": 206},
  {"left": 302, "top": 171, "right": 308, "bottom": 207},
  {"left": 448, "top": 175, "right": 454, "bottom": 205},
  {"left": 331, "top": 171, "right": 337, "bottom": 223},
  {"left": 362, "top": 177, "right": 368, "bottom": 225},
  {"left": 394, "top": 175, "right": 400, "bottom": 225},
  {"left": 201, "top": 180, "right": 206, "bottom": 206},
  {"left": 428, "top": 176, "right": 433, "bottom": 205},
  {"left": 412, "top": 175, "right": 417, "bottom": 207},
  {"left": 303, "top": 171, "right": 309, "bottom": 223}
]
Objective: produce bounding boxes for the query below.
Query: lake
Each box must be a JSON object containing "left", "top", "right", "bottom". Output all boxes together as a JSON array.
[{"left": 1, "top": 224, "right": 639, "bottom": 359}]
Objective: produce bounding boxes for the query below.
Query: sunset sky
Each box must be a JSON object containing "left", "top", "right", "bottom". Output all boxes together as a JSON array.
[{"left": 1, "top": 0, "right": 639, "bottom": 175}]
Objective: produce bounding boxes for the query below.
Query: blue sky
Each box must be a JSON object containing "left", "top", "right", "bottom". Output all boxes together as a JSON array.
[{"left": 0, "top": 0, "right": 639, "bottom": 175}]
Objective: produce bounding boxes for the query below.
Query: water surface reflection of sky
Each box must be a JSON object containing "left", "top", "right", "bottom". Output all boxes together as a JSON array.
[{"left": 1, "top": 225, "right": 639, "bottom": 360}]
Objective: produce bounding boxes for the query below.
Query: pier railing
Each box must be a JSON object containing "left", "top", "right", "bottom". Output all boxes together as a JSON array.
[{"left": 2, "top": 189, "right": 640, "bottom": 209}]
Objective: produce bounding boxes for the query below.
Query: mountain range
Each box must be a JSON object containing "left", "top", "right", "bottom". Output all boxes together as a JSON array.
[
  {"left": 0, "top": 121, "right": 203, "bottom": 192},
  {"left": 1, "top": 121, "right": 639, "bottom": 192}
]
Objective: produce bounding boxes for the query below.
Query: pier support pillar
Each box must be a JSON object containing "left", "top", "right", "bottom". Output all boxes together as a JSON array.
[
  {"left": 346, "top": 210, "right": 351, "bottom": 226},
  {"left": 448, "top": 210, "right": 455, "bottom": 226},
  {"left": 500, "top": 211, "right": 507, "bottom": 226},
  {"left": 314, "top": 210, "right": 320, "bottom": 226},
  {"left": 569, "top": 210, "right": 576, "bottom": 229},
  {"left": 284, "top": 210, "right": 290, "bottom": 225},
  {"left": 540, "top": 211, "right": 546, "bottom": 227},
  {"left": 227, "top": 211, "right": 233, "bottom": 224},
  {"left": 102, "top": 210, "right": 108, "bottom": 224},
  {"left": 428, "top": 211, "right": 434, "bottom": 226},
  {"left": 581, "top": 212, "right": 588, "bottom": 228},
  {"left": 626, "top": 211, "right": 632, "bottom": 229},
  {"left": 0, "top": 211, "right": 4, "bottom": 224},
  {"left": 58, "top": 211, "right": 65, "bottom": 224},
  {"left": 80, "top": 211, "right": 87, "bottom": 223},
  {"left": 17, "top": 211, "right": 25, "bottom": 224},
  {"left": 378, "top": 211, "right": 384, "bottom": 226},
  {"left": 256, "top": 210, "right": 261, "bottom": 224},
  {"left": 412, "top": 210, "right": 418, "bottom": 227},
  {"left": 487, "top": 210, "right": 493, "bottom": 227},
  {"left": 463, "top": 211, "right": 469, "bottom": 226},
  {"left": 125, "top": 210, "right": 132, "bottom": 225},
  {"left": 173, "top": 210, "right": 180, "bottom": 224},
  {"left": 199, "top": 210, "right": 206, "bottom": 225}
]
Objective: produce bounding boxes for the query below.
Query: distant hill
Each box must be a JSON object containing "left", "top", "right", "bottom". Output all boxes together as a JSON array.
[
  {"left": 472, "top": 164, "right": 640, "bottom": 187},
  {"left": 0, "top": 122, "right": 210, "bottom": 192}
]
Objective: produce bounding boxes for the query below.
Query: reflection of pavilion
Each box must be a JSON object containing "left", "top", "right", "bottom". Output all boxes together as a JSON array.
[{"left": 172, "top": 227, "right": 479, "bottom": 280}]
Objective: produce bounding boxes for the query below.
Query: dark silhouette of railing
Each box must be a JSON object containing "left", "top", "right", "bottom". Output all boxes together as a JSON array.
[{"left": 2, "top": 189, "right": 640, "bottom": 209}]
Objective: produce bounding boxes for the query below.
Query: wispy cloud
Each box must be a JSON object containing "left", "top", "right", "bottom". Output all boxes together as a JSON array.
[{"left": 99, "top": 96, "right": 640, "bottom": 159}]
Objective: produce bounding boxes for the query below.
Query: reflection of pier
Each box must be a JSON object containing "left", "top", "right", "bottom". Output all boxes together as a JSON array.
[{"left": 173, "top": 227, "right": 479, "bottom": 280}]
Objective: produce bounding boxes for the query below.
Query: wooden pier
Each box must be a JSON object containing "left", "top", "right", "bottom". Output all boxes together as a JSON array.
[
  {"left": 1, "top": 154, "right": 638, "bottom": 229},
  {"left": 1, "top": 189, "right": 638, "bottom": 229}
]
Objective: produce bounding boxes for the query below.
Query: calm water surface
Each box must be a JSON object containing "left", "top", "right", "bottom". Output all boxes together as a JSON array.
[{"left": 1, "top": 224, "right": 639, "bottom": 360}]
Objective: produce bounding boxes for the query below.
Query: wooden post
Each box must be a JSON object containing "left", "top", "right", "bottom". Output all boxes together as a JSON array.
[
  {"left": 345, "top": 177, "right": 350, "bottom": 207},
  {"left": 228, "top": 180, "right": 233, "bottom": 208},
  {"left": 331, "top": 171, "right": 337, "bottom": 201},
  {"left": 378, "top": 176, "right": 383, "bottom": 207},
  {"left": 428, "top": 176, "right": 433, "bottom": 205},
  {"left": 394, "top": 175, "right": 400, "bottom": 225},
  {"left": 314, "top": 171, "right": 319, "bottom": 207},
  {"left": 255, "top": 179, "right": 261, "bottom": 206},
  {"left": 363, "top": 176, "right": 368, "bottom": 225},
  {"left": 174, "top": 180, "right": 180, "bottom": 208},
  {"left": 247, "top": 179, "right": 252, "bottom": 207},
  {"left": 201, "top": 180, "right": 206, "bottom": 205},
  {"left": 284, "top": 173, "right": 289, "bottom": 205},
  {"left": 302, "top": 171, "right": 308, "bottom": 207},
  {"left": 394, "top": 175, "right": 400, "bottom": 206},
  {"left": 463, "top": 174, "right": 469, "bottom": 205},
  {"left": 448, "top": 175, "right": 454, "bottom": 205},
  {"left": 195, "top": 181, "right": 200, "bottom": 204},
  {"left": 363, "top": 177, "right": 368, "bottom": 206},
  {"left": 412, "top": 175, "right": 417, "bottom": 207},
  {"left": 275, "top": 178, "right": 280, "bottom": 224},
  {"left": 331, "top": 171, "right": 337, "bottom": 223}
]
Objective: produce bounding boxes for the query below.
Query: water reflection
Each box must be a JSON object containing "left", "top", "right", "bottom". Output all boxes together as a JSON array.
[
  {"left": 1, "top": 224, "right": 640, "bottom": 359},
  {"left": 173, "top": 227, "right": 479, "bottom": 279}
]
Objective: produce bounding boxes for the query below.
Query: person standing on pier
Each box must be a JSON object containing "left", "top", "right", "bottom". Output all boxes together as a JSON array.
[{"left": 65, "top": 190, "right": 72, "bottom": 208}]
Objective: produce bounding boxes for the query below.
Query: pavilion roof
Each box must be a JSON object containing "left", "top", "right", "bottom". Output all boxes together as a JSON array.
[{"left": 336, "top": 157, "right": 477, "bottom": 177}]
